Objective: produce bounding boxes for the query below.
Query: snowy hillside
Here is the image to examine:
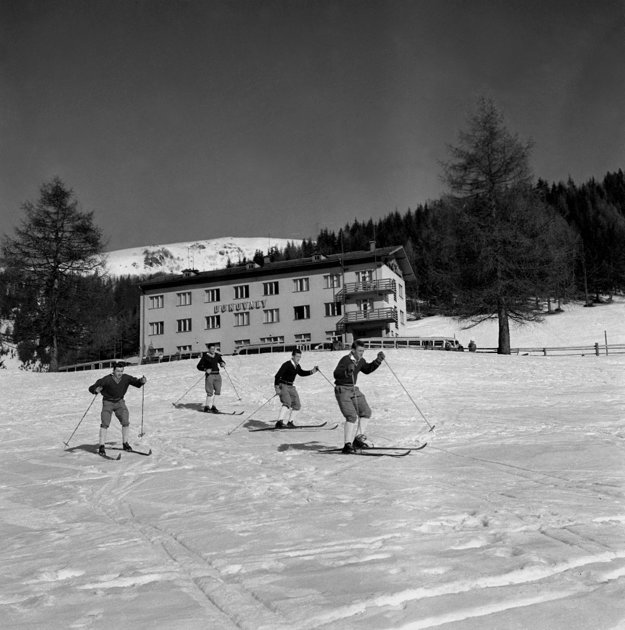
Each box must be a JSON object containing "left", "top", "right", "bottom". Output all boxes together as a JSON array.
[
  {"left": 1, "top": 342, "right": 624, "bottom": 628},
  {"left": 406, "top": 297, "right": 625, "bottom": 350},
  {"left": 103, "top": 236, "right": 301, "bottom": 277}
]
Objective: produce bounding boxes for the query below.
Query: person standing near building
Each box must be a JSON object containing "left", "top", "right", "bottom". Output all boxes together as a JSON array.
[
  {"left": 274, "top": 349, "right": 319, "bottom": 428},
  {"left": 88, "top": 362, "right": 147, "bottom": 456},
  {"left": 333, "top": 340, "right": 385, "bottom": 454},
  {"left": 196, "top": 343, "right": 226, "bottom": 413}
]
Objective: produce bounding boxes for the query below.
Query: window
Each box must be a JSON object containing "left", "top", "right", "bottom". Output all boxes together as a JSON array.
[
  {"left": 234, "top": 312, "right": 250, "bottom": 327},
  {"left": 205, "top": 288, "right": 221, "bottom": 303},
  {"left": 235, "top": 339, "right": 250, "bottom": 347},
  {"left": 177, "top": 345, "right": 192, "bottom": 353},
  {"left": 294, "top": 305, "right": 310, "bottom": 320},
  {"left": 263, "top": 308, "right": 280, "bottom": 323},
  {"left": 324, "top": 274, "right": 341, "bottom": 289},
  {"left": 205, "top": 315, "right": 221, "bottom": 329},
  {"left": 398, "top": 284, "right": 404, "bottom": 299},
  {"left": 149, "top": 295, "right": 164, "bottom": 309},
  {"left": 177, "top": 318, "right": 192, "bottom": 332},
  {"left": 260, "top": 335, "right": 284, "bottom": 344},
  {"left": 177, "top": 292, "right": 192, "bottom": 306},
  {"left": 357, "top": 299, "right": 374, "bottom": 312},
  {"left": 234, "top": 285, "right": 249, "bottom": 300},
  {"left": 293, "top": 277, "right": 309, "bottom": 292},
  {"left": 263, "top": 281, "right": 279, "bottom": 296},
  {"left": 324, "top": 302, "right": 342, "bottom": 317},
  {"left": 294, "top": 333, "right": 311, "bottom": 343},
  {"left": 400, "top": 310, "right": 405, "bottom": 325},
  {"left": 356, "top": 270, "right": 374, "bottom": 283},
  {"left": 149, "top": 321, "right": 164, "bottom": 335}
]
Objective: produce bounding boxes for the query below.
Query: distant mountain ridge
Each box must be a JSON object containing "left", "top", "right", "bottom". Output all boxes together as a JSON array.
[{"left": 103, "top": 236, "right": 301, "bottom": 277}]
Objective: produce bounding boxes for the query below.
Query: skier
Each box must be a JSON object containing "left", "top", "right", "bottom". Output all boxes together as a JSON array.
[
  {"left": 196, "top": 343, "right": 226, "bottom": 413},
  {"left": 333, "top": 339, "right": 385, "bottom": 454},
  {"left": 274, "top": 348, "right": 318, "bottom": 428},
  {"left": 88, "top": 362, "right": 147, "bottom": 456}
]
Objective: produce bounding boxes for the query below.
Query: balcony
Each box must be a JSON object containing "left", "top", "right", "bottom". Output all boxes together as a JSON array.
[
  {"left": 335, "top": 307, "right": 398, "bottom": 335},
  {"left": 335, "top": 278, "right": 396, "bottom": 302}
]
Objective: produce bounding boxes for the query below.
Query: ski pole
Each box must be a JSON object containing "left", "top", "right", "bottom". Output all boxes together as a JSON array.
[
  {"left": 227, "top": 394, "right": 278, "bottom": 436},
  {"left": 63, "top": 394, "right": 98, "bottom": 447},
  {"left": 138, "top": 378, "right": 146, "bottom": 438},
  {"left": 223, "top": 366, "right": 242, "bottom": 400},
  {"left": 383, "top": 357, "right": 435, "bottom": 432},
  {"left": 172, "top": 374, "right": 204, "bottom": 406},
  {"left": 317, "top": 368, "right": 335, "bottom": 388}
]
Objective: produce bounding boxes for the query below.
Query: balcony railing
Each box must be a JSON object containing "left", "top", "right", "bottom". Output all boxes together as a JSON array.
[
  {"left": 335, "top": 278, "right": 396, "bottom": 301},
  {"left": 335, "top": 307, "right": 398, "bottom": 334}
]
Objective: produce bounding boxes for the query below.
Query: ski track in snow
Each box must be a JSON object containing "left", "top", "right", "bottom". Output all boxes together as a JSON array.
[{"left": 2, "top": 310, "right": 625, "bottom": 630}]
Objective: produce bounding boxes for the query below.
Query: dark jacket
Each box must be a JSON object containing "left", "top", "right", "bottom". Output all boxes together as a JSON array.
[
  {"left": 88, "top": 374, "right": 144, "bottom": 402},
  {"left": 197, "top": 352, "right": 225, "bottom": 373},
  {"left": 274, "top": 360, "right": 314, "bottom": 386},
  {"left": 333, "top": 354, "right": 382, "bottom": 386}
]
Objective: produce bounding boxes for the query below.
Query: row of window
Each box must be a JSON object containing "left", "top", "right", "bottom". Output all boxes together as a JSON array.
[
  {"left": 148, "top": 274, "right": 344, "bottom": 309},
  {"left": 149, "top": 328, "right": 327, "bottom": 356},
  {"left": 148, "top": 303, "right": 342, "bottom": 336}
]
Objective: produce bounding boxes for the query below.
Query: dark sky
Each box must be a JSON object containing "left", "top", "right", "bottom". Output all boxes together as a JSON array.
[{"left": 2, "top": 0, "right": 624, "bottom": 251}]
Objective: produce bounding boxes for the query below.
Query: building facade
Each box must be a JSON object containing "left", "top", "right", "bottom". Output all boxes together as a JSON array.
[{"left": 138, "top": 244, "right": 416, "bottom": 358}]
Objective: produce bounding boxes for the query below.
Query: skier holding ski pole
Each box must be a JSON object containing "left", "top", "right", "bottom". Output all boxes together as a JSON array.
[
  {"left": 196, "top": 343, "right": 226, "bottom": 413},
  {"left": 333, "top": 340, "right": 384, "bottom": 454},
  {"left": 273, "top": 348, "right": 318, "bottom": 428},
  {"left": 88, "top": 362, "right": 147, "bottom": 457}
]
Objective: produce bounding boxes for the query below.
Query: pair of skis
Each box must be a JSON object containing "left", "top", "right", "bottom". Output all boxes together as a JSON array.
[
  {"left": 170, "top": 402, "right": 244, "bottom": 415},
  {"left": 248, "top": 421, "right": 427, "bottom": 457},
  {"left": 98, "top": 446, "right": 152, "bottom": 460},
  {"left": 248, "top": 421, "right": 337, "bottom": 432},
  {"left": 320, "top": 442, "right": 427, "bottom": 457},
  {"left": 205, "top": 410, "right": 244, "bottom": 416}
]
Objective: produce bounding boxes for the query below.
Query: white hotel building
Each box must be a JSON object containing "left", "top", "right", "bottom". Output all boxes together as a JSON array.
[{"left": 138, "top": 244, "right": 416, "bottom": 358}]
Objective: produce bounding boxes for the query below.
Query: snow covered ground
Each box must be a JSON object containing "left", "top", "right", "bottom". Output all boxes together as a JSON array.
[
  {"left": 1, "top": 302, "right": 625, "bottom": 629},
  {"left": 405, "top": 299, "right": 625, "bottom": 350}
]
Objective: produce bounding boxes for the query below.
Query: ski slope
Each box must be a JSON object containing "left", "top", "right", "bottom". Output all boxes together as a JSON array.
[{"left": 1, "top": 303, "right": 624, "bottom": 629}]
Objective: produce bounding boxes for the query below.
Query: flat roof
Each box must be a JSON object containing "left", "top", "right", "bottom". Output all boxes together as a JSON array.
[{"left": 139, "top": 245, "right": 416, "bottom": 291}]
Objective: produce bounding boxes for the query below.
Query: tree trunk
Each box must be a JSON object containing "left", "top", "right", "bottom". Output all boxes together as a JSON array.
[
  {"left": 50, "top": 334, "right": 59, "bottom": 372},
  {"left": 497, "top": 299, "right": 511, "bottom": 354}
]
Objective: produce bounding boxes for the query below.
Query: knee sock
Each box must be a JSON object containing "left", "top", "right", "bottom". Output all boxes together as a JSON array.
[
  {"left": 122, "top": 426, "right": 130, "bottom": 444},
  {"left": 288, "top": 410, "right": 298, "bottom": 424},
  {"left": 356, "top": 417, "right": 369, "bottom": 438},
  {"left": 99, "top": 427, "right": 107, "bottom": 446},
  {"left": 344, "top": 421, "right": 357, "bottom": 445},
  {"left": 278, "top": 406, "right": 290, "bottom": 421},
  {"left": 205, "top": 394, "right": 215, "bottom": 407}
]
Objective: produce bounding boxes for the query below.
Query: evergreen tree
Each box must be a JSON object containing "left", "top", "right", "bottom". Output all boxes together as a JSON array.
[
  {"left": 440, "top": 98, "right": 570, "bottom": 354},
  {"left": 1, "top": 178, "right": 104, "bottom": 370}
]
